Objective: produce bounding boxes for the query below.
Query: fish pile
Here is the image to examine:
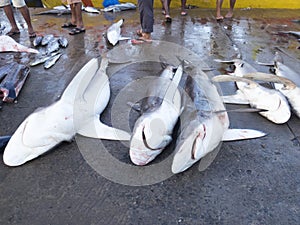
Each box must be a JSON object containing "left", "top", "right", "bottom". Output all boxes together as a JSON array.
[
  {"left": 30, "top": 34, "right": 68, "bottom": 69},
  {"left": 0, "top": 62, "right": 30, "bottom": 103},
  {"left": 214, "top": 54, "right": 300, "bottom": 122},
  {"left": 2, "top": 57, "right": 266, "bottom": 174},
  {"left": 34, "top": 5, "right": 100, "bottom": 15}
]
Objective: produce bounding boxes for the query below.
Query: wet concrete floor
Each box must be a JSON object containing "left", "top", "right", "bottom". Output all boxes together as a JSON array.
[{"left": 0, "top": 7, "right": 300, "bottom": 225}]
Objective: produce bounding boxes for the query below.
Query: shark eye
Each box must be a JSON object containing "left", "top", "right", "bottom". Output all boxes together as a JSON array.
[{"left": 240, "top": 63, "right": 244, "bottom": 67}]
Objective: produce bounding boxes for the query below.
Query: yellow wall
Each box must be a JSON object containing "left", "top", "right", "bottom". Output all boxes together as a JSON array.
[{"left": 42, "top": 0, "right": 300, "bottom": 9}]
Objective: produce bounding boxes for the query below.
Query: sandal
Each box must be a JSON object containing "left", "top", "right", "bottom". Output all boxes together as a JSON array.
[
  {"left": 61, "top": 22, "right": 76, "bottom": 28},
  {"left": 136, "top": 29, "right": 143, "bottom": 37},
  {"left": 165, "top": 16, "right": 172, "bottom": 23},
  {"left": 69, "top": 27, "right": 86, "bottom": 35},
  {"left": 181, "top": 11, "right": 187, "bottom": 16},
  {"left": 29, "top": 32, "right": 36, "bottom": 38},
  {"left": 6, "top": 30, "right": 20, "bottom": 36}
]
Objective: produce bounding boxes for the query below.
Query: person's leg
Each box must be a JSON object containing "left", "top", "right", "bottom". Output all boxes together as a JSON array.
[
  {"left": 70, "top": 3, "right": 76, "bottom": 25},
  {"left": 181, "top": 0, "right": 187, "bottom": 15},
  {"left": 162, "top": 0, "right": 171, "bottom": 20},
  {"left": 216, "top": 0, "right": 224, "bottom": 20},
  {"left": 74, "top": 2, "right": 84, "bottom": 29},
  {"left": 225, "top": 0, "right": 236, "bottom": 18},
  {"left": 2, "top": 4, "right": 20, "bottom": 34},
  {"left": 138, "top": 0, "right": 153, "bottom": 40},
  {"left": 18, "top": 5, "right": 35, "bottom": 36}
]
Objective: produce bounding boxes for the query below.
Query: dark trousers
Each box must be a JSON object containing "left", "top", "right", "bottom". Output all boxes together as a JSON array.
[{"left": 138, "top": 0, "right": 154, "bottom": 33}]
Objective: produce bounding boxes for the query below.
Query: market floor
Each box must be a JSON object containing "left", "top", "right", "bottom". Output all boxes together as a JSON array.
[{"left": 0, "top": 7, "right": 299, "bottom": 225}]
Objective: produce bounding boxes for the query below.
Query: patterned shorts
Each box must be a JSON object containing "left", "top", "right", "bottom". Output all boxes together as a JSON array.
[{"left": 0, "top": 0, "right": 26, "bottom": 8}]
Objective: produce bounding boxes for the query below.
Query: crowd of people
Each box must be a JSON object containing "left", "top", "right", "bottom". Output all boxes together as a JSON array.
[{"left": 0, "top": 0, "right": 236, "bottom": 43}]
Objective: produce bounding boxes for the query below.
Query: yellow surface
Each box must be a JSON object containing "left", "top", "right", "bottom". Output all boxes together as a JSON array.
[{"left": 42, "top": 0, "right": 300, "bottom": 9}]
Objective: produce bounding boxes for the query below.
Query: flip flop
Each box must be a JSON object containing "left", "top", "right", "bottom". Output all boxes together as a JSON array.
[
  {"left": 62, "top": 22, "right": 76, "bottom": 28},
  {"left": 136, "top": 29, "right": 143, "bottom": 37},
  {"left": 216, "top": 16, "right": 224, "bottom": 22},
  {"left": 181, "top": 11, "right": 187, "bottom": 16},
  {"left": 29, "top": 32, "right": 36, "bottom": 38},
  {"left": 6, "top": 30, "right": 20, "bottom": 36},
  {"left": 69, "top": 28, "right": 86, "bottom": 35},
  {"left": 165, "top": 16, "right": 172, "bottom": 23}
]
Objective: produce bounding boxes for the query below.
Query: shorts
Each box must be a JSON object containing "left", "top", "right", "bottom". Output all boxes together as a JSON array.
[
  {"left": 0, "top": 0, "right": 26, "bottom": 8},
  {"left": 62, "top": 0, "right": 82, "bottom": 4}
]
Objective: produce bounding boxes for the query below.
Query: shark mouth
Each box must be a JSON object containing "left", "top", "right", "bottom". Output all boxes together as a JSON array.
[
  {"left": 142, "top": 127, "right": 163, "bottom": 151},
  {"left": 191, "top": 124, "right": 206, "bottom": 160}
]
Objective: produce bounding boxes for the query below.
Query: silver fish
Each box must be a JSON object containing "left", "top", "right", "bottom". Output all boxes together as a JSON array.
[
  {"left": 30, "top": 52, "right": 60, "bottom": 67},
  {"left": 41, "top": 34, "right": 54, "bottom": 46},
  {"left": 44, "top": 53, "right": 62, "bottom": 69},
  {"left": 102, "top": 3, "right": 136, "bottom": 12},
  {"left": 33, "top": 36, "right": 43, "bottom": 47},
  {"left": 46, "top": 38, "right": 60, "bottom": 54},
  {"left": 58, "top": 36, "right": 68, "bottom": 48},
  {"left": 84, "top": 6, "right": 100, "bottom": 14}
]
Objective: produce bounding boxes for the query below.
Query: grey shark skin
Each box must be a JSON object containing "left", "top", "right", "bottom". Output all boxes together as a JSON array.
[
  {"left": 3, "top": 58, "right": 130, "bottom": 167},
  {"left": 172, "top": 67, "right": 266, "bottom": 174},
  {"left": 129, "top": 63, "right": 183, "bottom": 166}
]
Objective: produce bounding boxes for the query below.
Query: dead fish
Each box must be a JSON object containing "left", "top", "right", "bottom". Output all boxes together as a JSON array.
[
  {"left": 212, "top": 75, "right": 291, "bottom": 124},
  {"left": 278, "top": 31, "right": 300, "bottom": 38},
  {"left": 44, "top": 53, "right": 62, "bottom": 69},
  {"left": 214, "top": 59, "right": 292, "bottom": 124},
  {"left": 172, "top": 66, "right": 266, "bottom": 174},
  {"left": 30, "top": 52, "right": 60, "bottom": 67},
  {"left": 41, "top": 34, "right": 54, "bottom": 46},
  {"left": 107, "top": 19, "right": 130, "bottom": 46},
  {"left": 0, "top": 64, "right": 30, "bottom": 102},
  {"left": 34, "top": 9, "right": 71, "bottom": 16},
  {"left": 3, "top": 58, "right": 130, "bottom": 166},
  {"left": 0, "top": 35, "right": 39, "bottom": 54},
  {"left": 46, "top": 38, "right": 60, "bottom": 54},
  {"left": 101, "top": 3, "right": 136, "bottom": 12},
  {"left": 33, "top": 35, "right": 43, "bottom": 47},
  {"left": 130, "top": 62, "right": 183, "bottom": 166},
  {"left": 58, "top": 36, "right": 68, "bottom": 48},
  {"left": 84, "top": 6, "right": 100, "bottom": 14},
  {"left": 0, "top": 62, "right": 17, "bottom": 80}
]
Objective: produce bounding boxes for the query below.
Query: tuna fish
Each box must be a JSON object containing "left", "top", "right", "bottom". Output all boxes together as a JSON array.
[{"left": 0, "top": 63, "right": 30, "bottom": 102}]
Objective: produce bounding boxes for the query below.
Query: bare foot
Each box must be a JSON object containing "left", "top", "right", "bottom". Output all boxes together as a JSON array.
[
  {"left": 216, "top": 16, "right": 224, "bottom": 21},
  {"left": 225, "top": 12, "right": 233, "bottom": 19}
]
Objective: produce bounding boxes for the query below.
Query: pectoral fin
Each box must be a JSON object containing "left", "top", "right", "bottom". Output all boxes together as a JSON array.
[
  {"left": 222, "top": 129, "right": 267, "bottom": 141},
  {"left": 77, "top": 117, "right": 131, "bottom": 141},
  {"left": 222, "top": 90, "right": 249, "bottom": 104}
]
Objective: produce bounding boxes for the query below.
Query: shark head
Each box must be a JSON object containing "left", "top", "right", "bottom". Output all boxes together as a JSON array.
[
  {"left": 3, "top": 102, "right": 75, "bottom": 166},
  {"left": 171, "top": 120, "right": 207, "bottom": 174},
  {"left": 129, "top": 115, "right": 171, "bottom": 166}
]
